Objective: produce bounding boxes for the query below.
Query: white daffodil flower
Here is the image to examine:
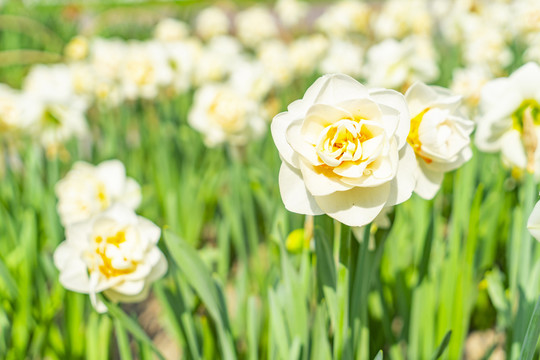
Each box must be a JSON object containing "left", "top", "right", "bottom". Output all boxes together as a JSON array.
[
  {"left": 195, "top": 6, "right": 230, "bottom": 41},
  {"left": 271, "top": 73, "right": 417, "bottom": 227},
  {"left": 54, "top": 205, "right": 167, "bottom": 313},
  {"left": 475, "top": 62, "right": 540, "bottom": 177},
  {"left": 405, "top": 82, "right": 474, "bottom": 199},
  {"left": 55, "top": 160, "right": 142, "bottom": 227},
  {"left": 234, "top": 7, "right": 278, "bottom": 48},
  {"left": 188, "top": 83, "right": 266, "bottom": 147}
]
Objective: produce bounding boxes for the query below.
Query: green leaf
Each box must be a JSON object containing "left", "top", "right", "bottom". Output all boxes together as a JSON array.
[
  {"left": 163, "top": 230, "right": 236, "bottom": 360},
  {"left": 431, "top": 330, "right": 452, "bottom": 360},
  {"left": 105, "top": 300, "right": 165, "bottom": 360},
  {"left": 519, "top": 295, "right": 540, "bottom": 360},
  {"left": 315, "top": 227, "right": 337, "bottom": 293}
]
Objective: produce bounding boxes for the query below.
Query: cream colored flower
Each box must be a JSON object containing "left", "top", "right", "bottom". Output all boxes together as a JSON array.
[
  {"left": 275, "top": 0, "right": 308, "bottom": 28},
  {"left": 64, "top": 36, "right": 89, "bottom": 61},
  {"left": 235, "top": 7, "right": 278, "bottom": 48},
  {"left": 55, "top": 160, "right": 141, "bottom": 226},
  {"left": 372, "top": 0, "right": 432, "bottom": 39},
  {"left": 475, "top": 62, "right": 540, "bottom": 177},
  {"left": 0, "top": 85, "right": 36, "bottom": 132},
  {"left": 120, "top": 40, "right": 172, "bottom": 100},
  {"left": 154, "top": 18, "right": 189, "bottom": 42},
  {"left": 271, "top": 74, "right": 416, "bottom": 227},
  {"left": 405, "top": 82, "right": 474, "bottom": 199},
  {"left": 450, "top": 66, "right": 492, "bottom": 111},
  {"left": 188, "top": 83, "right": 266, "bottom": 147},
  {"left": 319, "top": 39, "right": 363, "bottom": 78},
  {"left": 195, "top": 6, "right": 230, "bottom": 41},
  {"left": 54, "top": 205, "right": 167, "bottom": 313},
  {"left": 289, "top": 35, "right": 329, "bottom": 76},
  {"left": 193, "top": 36, "right": 242, "bottom": 85},
  {"left": 258, "top": 40, "right": 293, "bottom": 87},
  {"left": 364, "top": 36, "right": 439, "bottom": 89},
  {"left": 315, "top": 0, "right": 370, "bottom": 38}
]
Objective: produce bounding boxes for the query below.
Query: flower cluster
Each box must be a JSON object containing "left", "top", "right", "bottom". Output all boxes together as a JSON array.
[
  {"left": 53, "top": 160, "right": 166, "bottom": 312},
  {"left": 5, "top": 0, "right": 535, "bottom": 152},
  {"left": 272, "top": 74, "right": 474, "bottom": 226}
]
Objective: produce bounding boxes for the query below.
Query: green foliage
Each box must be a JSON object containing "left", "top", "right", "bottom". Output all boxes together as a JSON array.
[{"left": 1, "top": 2, "right": 540, "bottom": 360}]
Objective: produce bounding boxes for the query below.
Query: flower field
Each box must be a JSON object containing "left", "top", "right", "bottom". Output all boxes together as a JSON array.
[{"left": 2, "top": 0, "right": 540, "bottom": 359}]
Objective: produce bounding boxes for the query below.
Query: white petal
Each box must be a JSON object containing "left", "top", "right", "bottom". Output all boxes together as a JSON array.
[
  {"left": 137, "top": 216, "right": 161, "bottom": 244},
  {"left": 113, "top": 280, "right": 145, "bottom": 295},
  {"left": 500, "top": 129, "right": 526, "bottom": 169},
  {"left": 120, "top": 178, "right": 142, "bottom": 210},
  {"left": 279, "top": 162, "right": 324, "bottom": 215},
  {"left": 286, "top": 119, "right": 322, "bottom": 166},
  {"left": 57, "top": 256, "right": 91, "bottom": 294},
  {"left": 97, "top": 160, "right": 126, "bottom": 197},
  {"left": 312, "top": 73, "right": 368, "bottom": 106},
  {"left": 147, "top": 254, "right": 168, "bottom": 282},
  {"left": 104, "top": 285, "right": 151, "bottom": 304},
  {"left": 414, "top": 159, "right": 445, "bottom": 200},
  {"left": 102, "top": 204, "right": 139, "bottom": 224},
  {"left": 369, "top": 88, "right": 410, "bottom": 149},
  {"left": 405, "top": 81, "right": 437, "bottom": 116},
  {"left": 337, "top": 98, "right": 383, "bottom": 122},
  {"left": 314, "top": 182, "right": 391, "bottom": 227},
  {"left": 271, "top": 111, "right": 302, "bottom": 168},
  {"left": 386, "top": 144, "right": 417, "bottom": 206},
  {"left": 511, "top": 62, "right": 540, "bottom": 100},
  {"left": 301, "top": 104, "right": 352, "bottom": 144},
  {"left": 299, "top": 161, "right": 354, "bottom": 196}
]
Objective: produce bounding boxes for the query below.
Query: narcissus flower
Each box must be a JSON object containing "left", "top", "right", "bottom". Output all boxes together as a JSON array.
[
  {"left": 405, "top": 82, "right": 474, "bottom": 199},
  {"left": 55, "top": 160, "right": 141, "bottom": 226},
  {"left": 271, "top": 73, "right": 416, "bottom": 227},
  {"left": 54, "top": 205, "right": 167, "bottom": 313},
  {"left": 188, "top": 83, "right": 266, "bottom": 147},
  {"left": 475, "top": 62, "right": 540, "bottom": 177}
]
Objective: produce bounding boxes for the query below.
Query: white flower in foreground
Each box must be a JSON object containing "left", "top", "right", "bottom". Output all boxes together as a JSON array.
[
  {"left": 405, "top": 82, "right": 474, "bottom": 199},
  {"left": 54, "top": 205, "right": 167, "bottom": 313},
  {"left": 271, "top": 74, "right": 416, "bottom": 226},
  {"left": 475, "top": 62, "right": 540, "bottom": 177},
  {"left": 55, "top": 160, "right": 141, "bottom": 226},
  {"left": 188, "top": 83, "right": 266, "bottom": 147}
]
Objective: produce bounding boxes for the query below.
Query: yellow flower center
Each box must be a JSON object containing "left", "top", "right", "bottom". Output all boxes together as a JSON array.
[
  {"left": 316, "top": 119, "right": 374, "bottom": 167},
  {"left": 407, "top": 108, "right": 432, "bottom": 163},
  {"left": 96, "top": 182, "right": 109, "bottom": 210},
  {"left": 512, "top": 99, "right": 540, "bottom": 133},
  {"left": 90, "top": 230, "right": 137, "bottom": 278},
  {"left": 208, "top": 91, "right": 246, "bottom": 132}
]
